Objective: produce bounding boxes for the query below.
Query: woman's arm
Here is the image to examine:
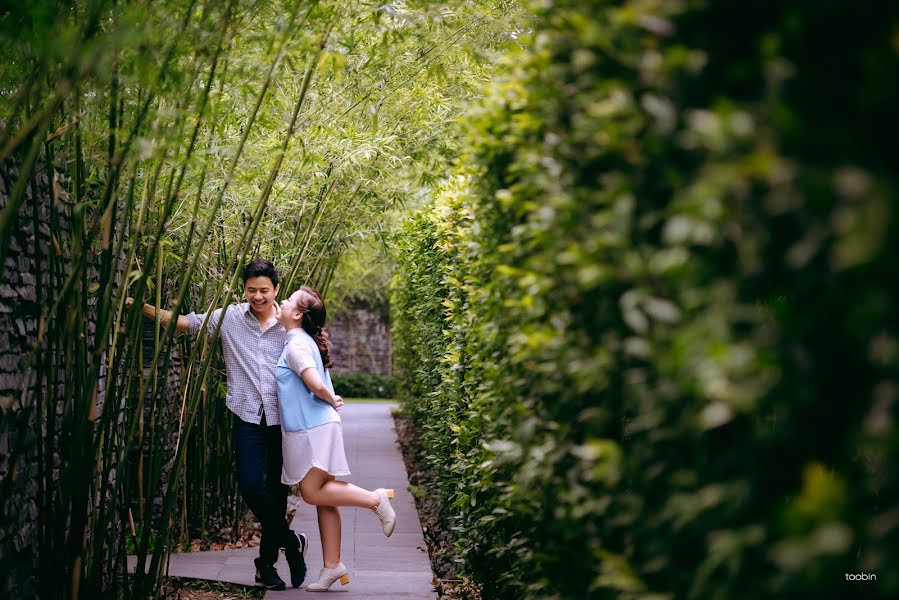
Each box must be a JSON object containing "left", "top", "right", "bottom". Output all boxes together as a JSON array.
[{"left": 299, "top": 367, "right": 344, "bottom": 411}]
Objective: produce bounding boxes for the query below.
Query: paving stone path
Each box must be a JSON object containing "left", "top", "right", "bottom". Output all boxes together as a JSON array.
[{"left": 130, "top": 402, "right": 435, "bottom": 599}]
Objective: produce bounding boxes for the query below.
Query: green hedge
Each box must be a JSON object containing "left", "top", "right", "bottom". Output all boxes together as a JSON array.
[
  {"left": 391, "top": 1, "right": 899, "bottom": 598},
  {"left": 330, "top": 372, "right": 396, "bottom": 399}
]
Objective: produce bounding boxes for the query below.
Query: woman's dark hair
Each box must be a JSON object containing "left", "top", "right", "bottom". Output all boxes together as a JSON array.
[
  {"left": 295, "top": 285, "right": 333, "bottom": 368},
  {"left": 242, "top": 258, "right": 280, "bottom": 287}
]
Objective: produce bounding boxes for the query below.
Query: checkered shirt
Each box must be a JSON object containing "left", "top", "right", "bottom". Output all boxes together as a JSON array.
[{"left": 187, "top": 302, "right": 287, "bottom": 425}]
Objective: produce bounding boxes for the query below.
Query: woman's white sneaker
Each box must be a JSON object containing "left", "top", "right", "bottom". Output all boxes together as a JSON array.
[
  {"left": 306, "top": 562, "right": 350, "bottom": 591},
  {"left": 374, "top": 488, "right": 396, "bottom": 537}
]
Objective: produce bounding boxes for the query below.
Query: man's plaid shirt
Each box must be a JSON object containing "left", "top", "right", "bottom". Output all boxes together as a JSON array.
[{"left": 187, "top": 303, "right": 286, "bottom": 425}]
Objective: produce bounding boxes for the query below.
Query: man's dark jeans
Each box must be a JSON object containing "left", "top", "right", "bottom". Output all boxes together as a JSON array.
[{"left": 233, "top": 413, "right": 291, "bottom": 565}]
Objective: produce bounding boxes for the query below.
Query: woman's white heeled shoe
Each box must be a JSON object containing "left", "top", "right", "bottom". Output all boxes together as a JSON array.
[
  {"left": 374, "top": 488, "right": 396, "bottom": 537},
  {"left": 306, "top": 562, "right": 350, "bottom": 591}
]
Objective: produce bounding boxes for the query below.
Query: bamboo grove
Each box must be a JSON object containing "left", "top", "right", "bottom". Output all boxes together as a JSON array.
[{"left": 0, "top": 1, "right": 522, "bottom": 597}]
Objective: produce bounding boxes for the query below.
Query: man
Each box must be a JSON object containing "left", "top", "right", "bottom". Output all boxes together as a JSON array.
[{"left": 140, "top": 259, "right": 307, "bottom": 590}]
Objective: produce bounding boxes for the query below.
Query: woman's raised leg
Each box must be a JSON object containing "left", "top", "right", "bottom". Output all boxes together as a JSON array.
[
  {"left": 299, "top": 467, "right": 380, "bottom": 509},
  {"left": 300, "top": 467, "right": 397, "bottom": 542}
]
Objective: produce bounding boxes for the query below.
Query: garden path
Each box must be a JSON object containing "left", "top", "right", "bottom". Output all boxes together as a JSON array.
[{"left": 129, "top": 402, "right": 435, "bottom": 598}]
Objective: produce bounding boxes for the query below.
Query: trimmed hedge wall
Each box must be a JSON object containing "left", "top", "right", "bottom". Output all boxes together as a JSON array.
[{"left": 391, "top": 1, "right": 899, "bottom": 599}]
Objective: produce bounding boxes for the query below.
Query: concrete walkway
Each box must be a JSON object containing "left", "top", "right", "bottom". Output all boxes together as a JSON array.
[{"left": 130, "top": 402, "right": 435, "bottom": 598}]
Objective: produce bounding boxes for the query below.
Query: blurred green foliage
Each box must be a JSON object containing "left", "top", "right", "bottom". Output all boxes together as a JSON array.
[
  {"left": 331, "top": 371, "right": 396, "bottom": 399},
  {"left": 391, "top": 0, "right": 899, "bottom": 598}
]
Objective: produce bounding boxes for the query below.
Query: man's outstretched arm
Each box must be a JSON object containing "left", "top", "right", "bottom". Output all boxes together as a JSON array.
[{"left": 135, "top": 300, "right": 191, "bottom": 333}]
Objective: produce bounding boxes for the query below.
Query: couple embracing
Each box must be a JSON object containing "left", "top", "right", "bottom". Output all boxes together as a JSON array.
[{"left": 141, "top": 259, "right": 397, "bottom": 591}]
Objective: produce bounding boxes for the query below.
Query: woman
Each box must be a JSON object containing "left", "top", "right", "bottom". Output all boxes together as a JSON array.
[{"left": 275, "top": 285, "right": 396, "bottom": 591}]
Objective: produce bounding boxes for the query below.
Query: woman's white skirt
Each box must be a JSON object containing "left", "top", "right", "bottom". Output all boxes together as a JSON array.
[{"left": 281, "top": 421, "right": 351, "bottom": 485}]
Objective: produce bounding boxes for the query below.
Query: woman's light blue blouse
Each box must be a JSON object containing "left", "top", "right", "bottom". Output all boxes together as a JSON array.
[{"left": 276, "top": 328, "right": 340, "bottom": 433}]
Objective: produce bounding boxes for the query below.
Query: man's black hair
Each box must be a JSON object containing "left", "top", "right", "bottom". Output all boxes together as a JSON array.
[{"left": 242, "top": 258, "right": 280, "bottom": 287}]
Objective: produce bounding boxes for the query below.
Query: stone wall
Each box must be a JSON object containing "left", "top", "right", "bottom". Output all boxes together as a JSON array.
[
  {"left": 0, "top": 163, "right": 72, "bottom": 598},
  {"left": 0, "top": 161, "right": 183, "bottom": 597},
  {"left": 328, "top": 301, "right": 392, "bottom": 375}
]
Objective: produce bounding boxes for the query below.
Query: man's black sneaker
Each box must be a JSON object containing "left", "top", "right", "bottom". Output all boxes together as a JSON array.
[
  {"left": 254, "top": 557, "right": 286, "bottom": 591},
  {"left": 282, "top": 531, "right": 308, "bottom": 588}
]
